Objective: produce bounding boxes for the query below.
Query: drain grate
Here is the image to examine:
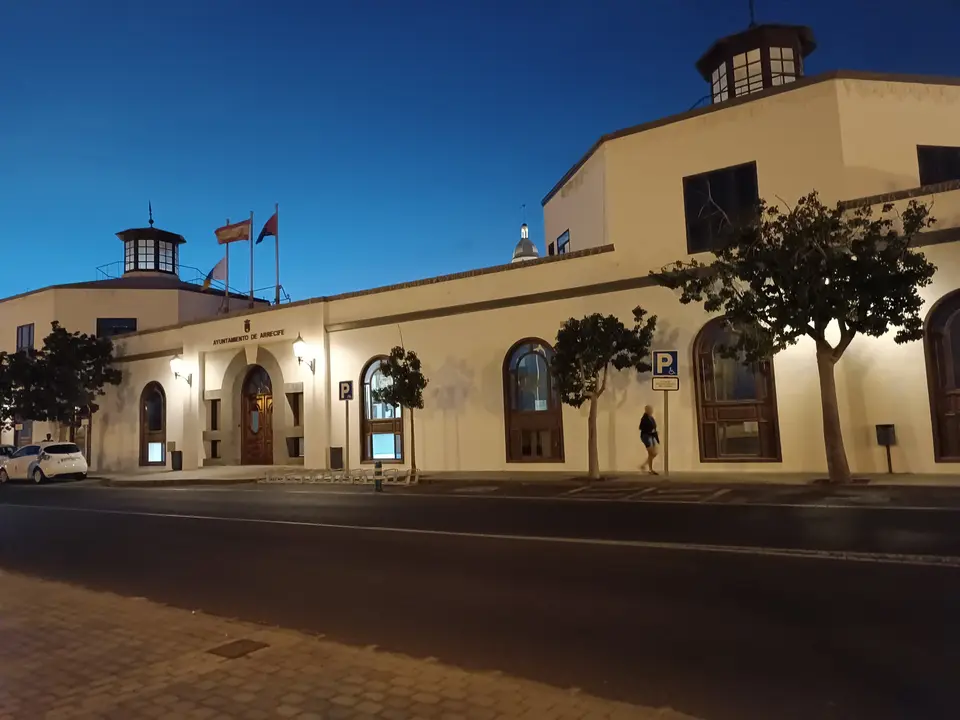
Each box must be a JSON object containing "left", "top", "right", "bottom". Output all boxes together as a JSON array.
[{"left": 206, "top": 638, "right": 269, "bottom": 659}]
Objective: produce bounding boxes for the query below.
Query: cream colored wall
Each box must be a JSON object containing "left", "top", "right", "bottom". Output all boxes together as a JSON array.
[
  {"left": 604, "top": 80, "right": 846, "bottom": 272},
  {"left": 178, "top": 290, "right": 232, "bottom": 324},
  {"left": 543, "top": 146, "right": 606, "bottom": 255},
  {"left": 95, "top": 356, "right": 180, "bottom": 473},
  {"left": 325, "top": 249, "right": 627, "bottom": 327},
  {"left": 836, "top": 239, "right": 960, "bottom": 475},
  {"left": 327, "top": 283, "right": 830, "bottom": 475},
  {"left": 99, "top": 300, "right": 329, "bottom": 471},
  {"left": 836, "top": 79, "right": 960, "bottom": 199},
  {"left": 0, "top": 291, "right": 55, "bottom": 353},
  {"left": 52, "top": 288, "right": 182, "bottom": 336}
]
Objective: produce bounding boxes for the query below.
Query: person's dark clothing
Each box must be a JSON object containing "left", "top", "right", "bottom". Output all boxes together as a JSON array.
[{"left": 639, "top": 413, "right": 659, "bottom": 448}]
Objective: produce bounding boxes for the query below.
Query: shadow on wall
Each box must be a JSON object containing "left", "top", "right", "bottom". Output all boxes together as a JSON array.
[
  {"left": 428, "top": 356, "right": 475, "bottom": 471},
  {"left": 837, "top": 168, "right": 922, "bottom": 203},
  {"left": 97, "top": 372, "right": 139, "bottom": 473}
]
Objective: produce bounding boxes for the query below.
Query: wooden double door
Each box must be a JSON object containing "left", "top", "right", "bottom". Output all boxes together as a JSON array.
[{"left": 241, "top": 366, "right": 273, "bottom": 465}]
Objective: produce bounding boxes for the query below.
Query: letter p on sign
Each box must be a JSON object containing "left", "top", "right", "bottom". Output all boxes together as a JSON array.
[{"left": 653, "top": 351, "right": 678, "bottom": 377}]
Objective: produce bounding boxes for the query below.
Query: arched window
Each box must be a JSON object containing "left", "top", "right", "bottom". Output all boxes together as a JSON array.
[
  {"left": 693, "top": 319, "right": 781, "bottom": 461},
  {"left": 503, "top": 339, "right": 564, "bottom": 462},
  {"left": 361, "top": 357, "right": 402, "bottom": 462},
  {"left": 925, "top": 291, "right": 960, "bottom": 461},
  {"left": 139, "top": 382, "right": 166, "bottom": 466}
]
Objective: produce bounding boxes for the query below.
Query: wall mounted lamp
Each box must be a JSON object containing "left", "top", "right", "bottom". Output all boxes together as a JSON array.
[
  {"left": 169, "top": 355, "right": 193, "bottom": 386},
  {"left": 292, "top": 333, "right": 316, "bottom": 373}
]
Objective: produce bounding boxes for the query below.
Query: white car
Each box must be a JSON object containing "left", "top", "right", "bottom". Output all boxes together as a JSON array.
[{"left": 0, "top": 442, "right": 88, "bottom": 484}]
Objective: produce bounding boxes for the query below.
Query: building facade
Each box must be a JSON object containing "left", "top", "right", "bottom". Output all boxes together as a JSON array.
[
  {"left": 0, "top": 215, "right": 268, "bottom": 450},
  {"left": 93, "top": 24, "right": 960, "bottom": 477}
]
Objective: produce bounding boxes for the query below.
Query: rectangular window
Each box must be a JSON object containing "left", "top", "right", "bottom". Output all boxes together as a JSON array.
[
  {"left": 286, "top": 393, "right": 303, "bottom": 427},
  {"left": 157, "top": 240, "right": 175, "bottom": 272},
  {"left": 682, "top": 161, "right": 759, "bottom": 254},
  {"left": 557, "top": 230, "right": 570, "bottom": 255},
  {"left": 918, "top": 145, "right": 960, "bottom": 186},
  {"left": 96, "top": 318, "right": 137, "bottom": 338},
  {"left": 211, "top": 440, "right": 221, "bottom": 459},
  {"left": 711, "top": 62, "right": 729, "bottom": 103},
  {"left": 124, "top": 241, "right": 136, "bottom": 272},
  {"left": 210, "top": 400, "right": 221, "bottom": 431},
  {"left": 732, "top": 49, "right": 763, "bottom": 96},
  {"left": 147, "top": 442, "right": 165, "bottom": 464},
  {"left": 137, "top": 239, "right": 156, "bottom": 270},
  {"left": 287, "top": 437, "right": 304, "bottom": 458},
  {"left": 16, "top": 323, "right": 34, "bottom": 351},
  {"left": 547, "top": 242, "right": 555, "bottom": 256},
  {"left": 769, "top": 46, "right": 798, "bottom": 86}
]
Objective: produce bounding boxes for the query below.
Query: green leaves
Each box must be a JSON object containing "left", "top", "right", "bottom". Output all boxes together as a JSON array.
[
  {"left": 551, "top": 307, "right": 658, "bottom": 408},
  {"left": 0, "top": 322, "right": 122, "bottom": 431},
  {"left": 371, "top": 345, "right": 428, "bottom": 411},
  {"left": 651, "top": 191, "right": 937, "bottom": 363}
]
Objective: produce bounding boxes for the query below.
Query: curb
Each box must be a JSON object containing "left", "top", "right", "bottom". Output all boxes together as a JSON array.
[{"left": 100, "top": 477, "right": 260, "bottom": 488}]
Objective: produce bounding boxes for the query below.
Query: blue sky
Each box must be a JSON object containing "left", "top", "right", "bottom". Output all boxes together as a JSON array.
[{"left": 3, "top": 0, "right": 958, "bottom": 301}]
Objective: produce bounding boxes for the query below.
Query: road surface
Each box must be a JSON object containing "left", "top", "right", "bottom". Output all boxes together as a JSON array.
[{"left": 1, "top": 482, "right": 958, "bottom": 720}]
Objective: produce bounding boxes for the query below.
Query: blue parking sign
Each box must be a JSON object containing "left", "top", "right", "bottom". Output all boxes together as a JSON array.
[{"left": 653, "top": 351, "right": 678, "bottom": 376}]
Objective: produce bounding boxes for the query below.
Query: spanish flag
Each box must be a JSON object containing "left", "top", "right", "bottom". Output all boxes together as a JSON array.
[
  {"left": 215, "top": 219, "right": 251, "bottom": 245},
  {"left": 202, "top": 257, "right": 227, "bottom": 290}
]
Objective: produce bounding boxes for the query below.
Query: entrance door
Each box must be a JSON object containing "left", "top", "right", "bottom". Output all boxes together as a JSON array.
[{"left": 241, "top": 366, "right": 273, "bottom": 465}]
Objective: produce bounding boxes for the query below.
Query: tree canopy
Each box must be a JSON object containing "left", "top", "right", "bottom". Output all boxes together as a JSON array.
[
  {"left": 552, "top": 308, "right": 657, "bottom": 407},
  {"left": 651, "top": 192, "right": 937, "bottom": 362},
  {"left": 551, "top": 308, "right": 657, "bottom": 480},
  {"left": 371, "top": 346, "right": 428, "bottom": 411},
  {"left": 0, "top": 322, "right": 122, "bottom": 437},
  {"left": 651, "top": 190, "right": 937, "bottom": 483}
]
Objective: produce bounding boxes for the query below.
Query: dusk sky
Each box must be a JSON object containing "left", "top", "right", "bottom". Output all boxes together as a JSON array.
[{"left": 4, "top": 0, "right": 959, "bottom": 301}]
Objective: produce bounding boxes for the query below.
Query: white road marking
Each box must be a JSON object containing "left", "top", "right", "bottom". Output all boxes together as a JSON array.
[
  {"left": 701, "top": 489, "right": 733, "bottom": 503},
  {"left": 14, "top": 484, "right": 960, "bottom": 512},
  {"left": 4, "top": 503, "right": 960, "bottom": 568},
  {"left": 622, "top": 487, "right": 658, "bottom": 501}
]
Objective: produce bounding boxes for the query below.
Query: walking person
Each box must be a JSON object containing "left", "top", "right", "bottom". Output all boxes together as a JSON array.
[{"left": 639, "top": 405, "right": 660, "bottom": 475}]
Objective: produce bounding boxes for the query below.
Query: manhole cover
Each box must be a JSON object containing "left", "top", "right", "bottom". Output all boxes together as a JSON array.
[{"left": 207, "top": 639, "right": 269, "bottom": 659}]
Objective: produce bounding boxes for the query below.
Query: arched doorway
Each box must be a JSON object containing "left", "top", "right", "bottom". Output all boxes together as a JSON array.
[
  {"left": 693, "top": 319, "right": 781, "bottom": 461},
  {"left": 240, "top": 365, "right": 273, "bottom": 465},
  {"left": 503, "top": 338, "right": 564, "bottom": 462},
  {"left": 139, "top": 382, "right": 166, "bottom": 466},
  {"left": 925, "top": 291, "right": 960, "bottom": 461},
  {"left": 360, "top": 356, "right": 403, "bottom": 462}
]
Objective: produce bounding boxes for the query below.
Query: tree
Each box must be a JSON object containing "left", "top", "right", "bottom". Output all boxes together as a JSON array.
[
  {"left": 652, "top": 191, "right": 936, "bottom": 483},
  {"left": 28, "top": 322, "right": 122, "bottom": 440},
  {"left": 0, "top": 348, "right": 48, "bottom": 435},
  {"left": 371, "top": 346, "right": 428, "bottom": 474},
  {"left": 551, "top": 308, "right": 657, "bottom": 480}
]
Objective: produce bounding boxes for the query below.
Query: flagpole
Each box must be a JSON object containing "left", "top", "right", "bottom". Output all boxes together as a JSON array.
[
  {"left": 249, "top": 210, "right": 255, "bottom": 308},
  {"left": 224, "top": 217, "right": 230, "bottom": 313},
  {"left": 274, "top": 202, "right": 280, "bottom": 306}
]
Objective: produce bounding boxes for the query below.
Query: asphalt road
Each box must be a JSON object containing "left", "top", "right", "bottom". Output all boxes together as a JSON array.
[{"left": 2, "top": 483, "right": 959, "bottom": 720}]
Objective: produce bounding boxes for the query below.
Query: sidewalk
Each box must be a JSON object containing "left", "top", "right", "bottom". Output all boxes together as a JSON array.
[
  {"left": 0, "top": 571, "right": 695, "bottom": 720},
  {"left": 97, "top": 464, "right": 960, "bottom": 488}
]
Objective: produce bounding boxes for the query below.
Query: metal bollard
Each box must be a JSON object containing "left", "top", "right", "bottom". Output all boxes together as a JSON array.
[{"left": 374, "top": 461, "right": 383, "bottom": 492}]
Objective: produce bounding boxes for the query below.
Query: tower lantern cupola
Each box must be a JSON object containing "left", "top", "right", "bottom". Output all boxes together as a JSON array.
[
  {"left": 511, "top": 222, "right": 540, "bottom": 263},
  {"left": 696, "top": 22, "right": 816, "bottom": 105},
  {"left": 116, "top": 203, "right": 186, "bottom": 277}
]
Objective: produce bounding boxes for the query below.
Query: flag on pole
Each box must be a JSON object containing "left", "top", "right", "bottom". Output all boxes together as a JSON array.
[
  {"left": 215, "top": 219, "right": 251, "bottom": 245},
  {"left": 202, "top": 256, "right": 227, "bottom": 289},
  {"left": 256, "top": 211, "right": 278, "bottom": 245}
]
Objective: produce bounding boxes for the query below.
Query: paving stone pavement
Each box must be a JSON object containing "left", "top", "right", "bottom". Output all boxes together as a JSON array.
[{"left": 0, "top": 570, "right": 698, "bottom": 720}]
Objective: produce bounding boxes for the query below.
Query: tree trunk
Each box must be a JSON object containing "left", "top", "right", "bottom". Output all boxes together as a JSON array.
[
  {"left": 409, "top": 407, "right": 417, "bottom": 475},
  {"left": 587, "top": 395, "right": 600, "bottom": 480},
  {"left": 816, "top": 349, "right": 851, "bottom": 484}
]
